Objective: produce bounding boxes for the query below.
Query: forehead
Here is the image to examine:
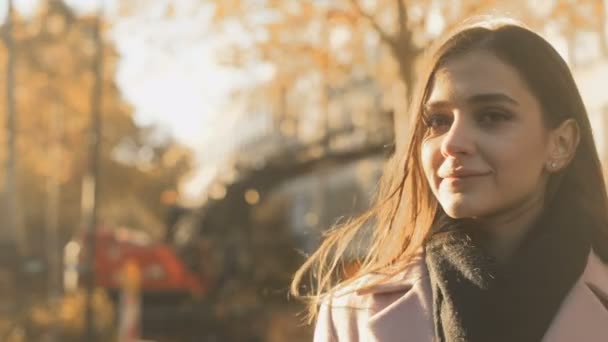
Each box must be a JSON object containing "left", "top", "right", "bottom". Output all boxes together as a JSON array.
[{"left": 427, "top": 50, "right": 535, "bottom": 105}]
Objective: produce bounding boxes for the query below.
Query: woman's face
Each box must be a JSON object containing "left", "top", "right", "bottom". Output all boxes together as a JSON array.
[{"left": 421, "top": 50, "right": 552, "bottom": 219}]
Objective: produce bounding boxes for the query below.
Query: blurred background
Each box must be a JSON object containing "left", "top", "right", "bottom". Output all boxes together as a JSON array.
[{"left": 1, "top": 0, "right": 607, "bottom": 341}]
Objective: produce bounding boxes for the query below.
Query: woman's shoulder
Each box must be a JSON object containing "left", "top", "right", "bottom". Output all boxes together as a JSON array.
[
  {"left": 322, "top": 252, "right": 429, "bottom": 310},
  {"left": 314, "top": 253, "right": 433, "bottom": 341}
]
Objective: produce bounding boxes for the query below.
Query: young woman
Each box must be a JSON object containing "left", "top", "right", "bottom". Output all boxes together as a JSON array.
[{"left": 291, "top": 18, "right": 608, "bottom": 342}]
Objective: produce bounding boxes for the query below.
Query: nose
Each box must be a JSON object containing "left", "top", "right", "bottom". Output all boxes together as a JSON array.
[{"left": 440, "top": 115, "right": 475, "bottom": 158}]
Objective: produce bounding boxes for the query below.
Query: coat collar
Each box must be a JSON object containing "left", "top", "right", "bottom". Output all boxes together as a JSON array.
[
  {"left": 355, "top": 253, "right": 427, "bottom": 296},
  {"left": 541, "top": 251, "right": 608, "bottom": 341},
  {"left": 582, "top": 251, "right": 608, "bottom": 298},
  {"left": 358, "top": 252, "right": 435, "bottom": 342},
  {"left": 357, "top": 250, "right": 608, "bottom": 342}
]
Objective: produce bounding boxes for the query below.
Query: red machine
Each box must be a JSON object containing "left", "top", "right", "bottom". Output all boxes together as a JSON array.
[
  {"left": 64, "top": 227, "right": 207, "bottom": 336},
  {"left": 91, "top": 227, "right": 205, "bottom": 296}
]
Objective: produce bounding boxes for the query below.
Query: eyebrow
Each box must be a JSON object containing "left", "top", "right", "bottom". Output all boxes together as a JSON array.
[
  {"left": 469, "top": 93, "right": 519, "bottom": 105},
  {"left": 424, "top": 93, "right": 520, "bottom": 109}
]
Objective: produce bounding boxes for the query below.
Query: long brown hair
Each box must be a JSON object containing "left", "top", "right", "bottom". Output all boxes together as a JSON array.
[{"left": 290, "top": 17, "right": 608, "bottom": 321}]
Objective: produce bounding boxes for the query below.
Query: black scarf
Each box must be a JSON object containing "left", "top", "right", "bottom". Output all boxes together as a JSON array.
[{"left": 425, "top": 202, "right": 592, "bottom": 342}]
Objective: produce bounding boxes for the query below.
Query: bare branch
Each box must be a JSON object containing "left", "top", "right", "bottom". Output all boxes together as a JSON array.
[
  {"left": 348, "top": 0, "right": 395, "bottom": 45},
  {"left": 396, "top": 0, "right": 408, "bottom": 39}
]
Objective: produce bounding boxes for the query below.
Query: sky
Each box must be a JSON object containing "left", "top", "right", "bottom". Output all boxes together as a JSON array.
[{"left": 106, "top": 1, "right": 274, "bottom": 201}]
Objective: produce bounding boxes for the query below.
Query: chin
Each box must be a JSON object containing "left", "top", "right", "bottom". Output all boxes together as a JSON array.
[{"left": 440, "top": 199, "right": 480, "bottom": 219}]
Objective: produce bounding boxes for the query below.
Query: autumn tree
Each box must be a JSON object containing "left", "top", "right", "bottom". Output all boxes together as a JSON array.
[
  {"left": 208, "top": 1, "right": 542, "bottom": 147},
  {"left": 0, "top": 0, "right": 193, "bottom": 257},
  {"left": 209, "top": 0, "right": 608, "bottom": 144},
  {"left": 538, "top": 0, "right": 608, "bottom": 64}
]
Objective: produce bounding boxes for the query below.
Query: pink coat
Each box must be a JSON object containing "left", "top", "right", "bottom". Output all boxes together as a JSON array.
[{"left": 314, "top": 251, "right": 608, "bottom": 342}]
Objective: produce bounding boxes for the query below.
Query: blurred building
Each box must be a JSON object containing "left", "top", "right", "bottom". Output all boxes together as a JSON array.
[{"left": 200, "top": 71, "right": 393, "bottom": 246}]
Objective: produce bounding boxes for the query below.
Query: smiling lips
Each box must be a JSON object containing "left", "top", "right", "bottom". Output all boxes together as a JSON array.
[
  {"left": 437, "top": 161, "right": 491, "bottom": 182},
  {"left": 438, "top": 167, "right": 491, "bottom": 182},
  {"left": 440, "top": 170, "right": 490, "bottom": 179}
]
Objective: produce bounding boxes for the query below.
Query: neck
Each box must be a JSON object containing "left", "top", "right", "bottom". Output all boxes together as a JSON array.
[{"left": 474, "top": 194, "right": 545, "bottom": 263}]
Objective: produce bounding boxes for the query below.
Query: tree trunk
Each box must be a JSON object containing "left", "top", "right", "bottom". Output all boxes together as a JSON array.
[
  {"left": 3, "top": 0, "right": 25, "bottom": 252},
  {"left": 390, "top": 34, "right": 418, "bottom": 147},
  {"left": 84, "top": 5, "right": 104, "bottom": 341}
]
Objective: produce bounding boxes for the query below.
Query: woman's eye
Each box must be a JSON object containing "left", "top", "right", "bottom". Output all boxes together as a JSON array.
[
  {"left": 424, "top": 114, "right": 452, "bottom": 133},
  {"left": 477, "top": 110, "right": 512, "bottom": 126}
]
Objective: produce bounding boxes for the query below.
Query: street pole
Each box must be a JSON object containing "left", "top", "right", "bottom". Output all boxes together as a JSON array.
[
  {"left": 46, "top": 102, "right": 63, "bottom": 342},
  {"left": 3, "top": 0, "right": 19, "bottom": 248},
  {"left": 83, "top": 2, "right": 104, "bottom": 341},
  {"left": 0, "top": 0, "right": 21, "bottom": 318}
]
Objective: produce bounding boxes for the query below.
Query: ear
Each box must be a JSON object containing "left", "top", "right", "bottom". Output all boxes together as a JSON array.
[{"left": 546, "top": 118, "right": 580, "bottom": 172}]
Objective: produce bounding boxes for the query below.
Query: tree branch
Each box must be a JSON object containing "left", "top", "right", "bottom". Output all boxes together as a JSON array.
[
  {"left": 349, "top": 0, "right": 395, "bottom": 45},
  {"left": 396, "top": 0, "right": 408, "bottom": 39}
]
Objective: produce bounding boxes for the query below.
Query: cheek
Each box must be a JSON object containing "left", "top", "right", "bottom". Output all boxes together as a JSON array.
[
  {"left": 485, "top": 136, "right": 546, "bottom": 173},
  {"left": 421, "top": 140, "right": 441, "bottom": 187},
  {"left": 485, "top": 134, "right": 547, "bottom": 182}
]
